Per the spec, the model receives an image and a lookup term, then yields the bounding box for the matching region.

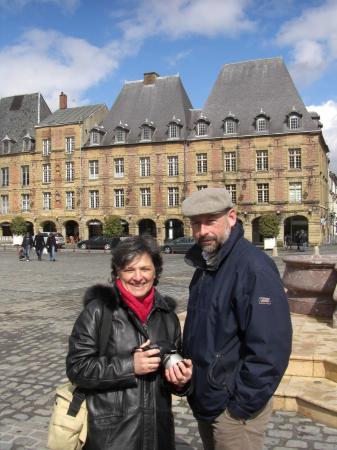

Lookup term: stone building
[0,58,330,245]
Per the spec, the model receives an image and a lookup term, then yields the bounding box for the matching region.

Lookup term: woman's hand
[165,359,193,388]
[133,339,161,375]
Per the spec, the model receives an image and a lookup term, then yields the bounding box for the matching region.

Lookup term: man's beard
[198,227,231,255]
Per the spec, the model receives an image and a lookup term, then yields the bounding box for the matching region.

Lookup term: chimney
[143,72,159,85]
[59,92,67,109]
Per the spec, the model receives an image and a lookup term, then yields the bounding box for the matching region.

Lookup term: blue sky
[1,0,337,169]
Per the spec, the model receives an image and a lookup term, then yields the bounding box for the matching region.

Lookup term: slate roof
[190,57,322,139]
[0,93,51,154]
[100,75,193,145]
[37,104,107,127]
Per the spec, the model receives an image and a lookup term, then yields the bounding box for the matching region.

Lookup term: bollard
[272,246,278,257]
[314,245,320,256]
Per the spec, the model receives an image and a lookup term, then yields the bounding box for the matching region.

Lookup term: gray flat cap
[182,188,233,217]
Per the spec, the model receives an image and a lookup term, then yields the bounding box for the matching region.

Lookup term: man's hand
[165,359,193,387]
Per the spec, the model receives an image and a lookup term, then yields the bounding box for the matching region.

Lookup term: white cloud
[0,29,130,109]
[166,50,191,67]
[307,100,337,172]
[119,0,255,41]
[277,0,337,84]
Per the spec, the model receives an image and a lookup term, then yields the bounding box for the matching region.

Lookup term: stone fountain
[282,253,337,327]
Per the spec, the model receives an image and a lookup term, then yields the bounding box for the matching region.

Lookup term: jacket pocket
[207,354,243,394]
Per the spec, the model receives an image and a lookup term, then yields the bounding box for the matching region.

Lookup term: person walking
[21,232,34,261]
[66,236,192,450]
[46,233,57,261]
[33,231,45,261]
[181,187,292,450]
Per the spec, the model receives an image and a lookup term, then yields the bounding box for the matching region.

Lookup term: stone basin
[282,255,337,325]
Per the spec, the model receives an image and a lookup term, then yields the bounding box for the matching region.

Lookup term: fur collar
[83,283,177,312]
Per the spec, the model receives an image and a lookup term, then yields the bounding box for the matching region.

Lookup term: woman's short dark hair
[111,235,163,285]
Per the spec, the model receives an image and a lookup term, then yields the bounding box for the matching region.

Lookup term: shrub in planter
[103,215,123,238]
[258,214,281,239]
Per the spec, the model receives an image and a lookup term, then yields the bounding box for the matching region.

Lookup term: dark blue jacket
[183,223,292,421]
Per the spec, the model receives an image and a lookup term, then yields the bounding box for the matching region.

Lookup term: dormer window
[254,112,269,133]
[140,122,155,141]
[22,134,34,152]
[223,114,238,134]
[196,118,210,137]
[168,117,182,140]
[114,122,129,144]
[2,136,12,154]
[288,112,302,130]
[90,126,105,145]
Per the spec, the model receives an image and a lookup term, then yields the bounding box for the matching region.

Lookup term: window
[2,140,11,154]
[115,128,126,143]
[196,121,208,136]
[197,185,208,190]
[114,189,125,208]
[43,192,52,210]
[289,148,301,169]
[168,187,179,207]
[289,182,302,203]
[65,136,75,154]
[140,188,151,207]
[256,117,268,132]
[90,131,100,145]
[256,150,268,171]
[1,167,9,186]
[21,194,30,212]
[140,157,150,177]
[168,123,180,139]
[224,119,237,134]
[289,114,299,130]
[257,183,269,203]
[224,152,237,172]
[141,125,153,141]
[196,153,207,174]
[66,191,75,210]
[114,158,124,178]
[89,190,99,208]
[43,164,51,183]
[168,156,179,176]
[23,137,32,152]
[66,161,74,182]
[21,165,29,186]
[1,195,9,214]
[225,184,237,204]
[89,160,99,180]
[42,139,51,155]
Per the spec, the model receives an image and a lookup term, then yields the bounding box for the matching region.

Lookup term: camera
[142,341,184,369]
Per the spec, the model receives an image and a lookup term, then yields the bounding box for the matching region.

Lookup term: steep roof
[101,74,193,145]
[0,93,51,154]
[191,57,321,139]
[37,104,107,127]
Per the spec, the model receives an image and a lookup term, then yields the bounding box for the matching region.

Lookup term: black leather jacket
[66,284,183,450]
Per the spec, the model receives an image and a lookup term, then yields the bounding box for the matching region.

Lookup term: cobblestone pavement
[0,247,336,449]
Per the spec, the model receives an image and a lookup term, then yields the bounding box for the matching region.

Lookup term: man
[33,231,45,261]
[22,232,34,262]
[46,233,57,261]
[181,188,292,450]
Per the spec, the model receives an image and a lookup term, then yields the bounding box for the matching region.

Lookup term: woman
[66,236,192,450]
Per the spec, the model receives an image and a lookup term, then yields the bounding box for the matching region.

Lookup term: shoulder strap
[99,305,113,356]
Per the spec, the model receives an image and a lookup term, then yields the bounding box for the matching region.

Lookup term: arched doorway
[138,219,157,237]
[87,219,102,238]
[284,215,309,245]
[0,221,12,236]
[25,221,34,235]
[252,217,262,245]
[65,220,79,242]
[165,219,184,240]
[41,220,56,233]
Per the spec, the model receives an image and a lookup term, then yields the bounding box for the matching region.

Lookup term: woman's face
[118,252,156,299]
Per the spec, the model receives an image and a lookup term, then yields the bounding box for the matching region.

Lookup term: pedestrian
[181,187,292,450]
[33,231,45,261]
[66,235,193,450]
[284,234,291,250]
[46,233,57,261]
[21,232,34,261]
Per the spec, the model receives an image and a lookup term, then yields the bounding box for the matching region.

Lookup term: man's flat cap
[182,188,233,217]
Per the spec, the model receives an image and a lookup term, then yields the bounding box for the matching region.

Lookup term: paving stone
[285,440,308,448]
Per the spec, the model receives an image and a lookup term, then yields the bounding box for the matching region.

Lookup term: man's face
[190,210,236,254]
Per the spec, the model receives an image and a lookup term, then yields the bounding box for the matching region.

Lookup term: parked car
[40,232,65,249]
[77,236,120,250]
[160,236,195,254]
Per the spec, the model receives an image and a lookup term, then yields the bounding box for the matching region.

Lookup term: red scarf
[116,279,155,324]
